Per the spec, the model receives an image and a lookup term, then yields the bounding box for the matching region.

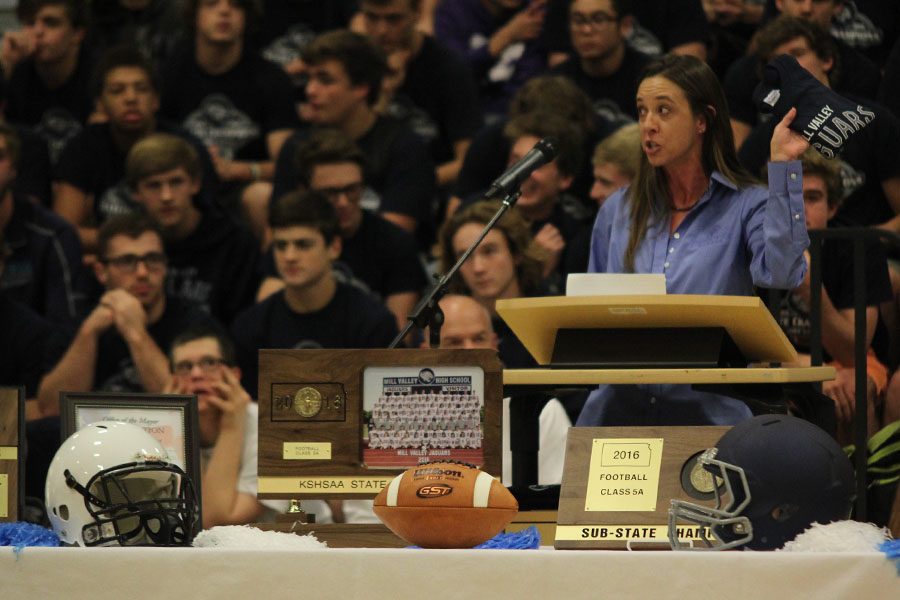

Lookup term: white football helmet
[46,421,198,546]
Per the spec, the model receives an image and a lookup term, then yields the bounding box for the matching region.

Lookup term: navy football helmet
[669,414,855,550]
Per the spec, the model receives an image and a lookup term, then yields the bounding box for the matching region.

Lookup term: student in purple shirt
[434,0,548,120]
[578,54,810,427]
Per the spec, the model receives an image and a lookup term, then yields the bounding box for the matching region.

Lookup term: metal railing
[806,227,899,520]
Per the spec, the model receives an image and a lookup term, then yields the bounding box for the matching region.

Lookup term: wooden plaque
[258,349,503,500]
[555,426,730,549]
[0,388,23,523]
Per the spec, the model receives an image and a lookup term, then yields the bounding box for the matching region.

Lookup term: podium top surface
[502,365,836,386]
[495,294,798,366]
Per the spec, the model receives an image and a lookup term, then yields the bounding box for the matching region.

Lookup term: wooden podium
[495,294,835,386]
[495,295,837,547]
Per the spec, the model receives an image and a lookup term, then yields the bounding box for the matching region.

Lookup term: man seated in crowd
[37,213,218,416]
[499,111,588,292]
[0,227,68,407]
[550,0,650,124]
[160,0,298,240]
[272,29,435,242]
[588,122,640,207]
[736,16,900,354]
[358,0,482,189]
[451,75,612,217]
[231,189,398,395]
[0,223,72,500]
[779,149,893,443]
[542,0,709,65]
[88,0,187,71]
[0,123,84,328]
[439,200,546,369]
[126,132,259,325]
[166,323,297,527]
[2,0,94,163]
[54,45,218,255]
[433,0,548,121]
[566,121,641,277]
[257,129,426,331]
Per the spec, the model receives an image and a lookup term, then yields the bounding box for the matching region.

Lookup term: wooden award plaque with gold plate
[257,349,503,501]
[0,388,23,523]
[554,426,730,549]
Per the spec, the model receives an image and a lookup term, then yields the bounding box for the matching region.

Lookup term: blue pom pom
[405,526,542,550]
[880,538,900,574]
[474,526,541,550]
[0,522,60,554]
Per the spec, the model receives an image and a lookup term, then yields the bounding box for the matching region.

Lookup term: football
[373,461,518,548]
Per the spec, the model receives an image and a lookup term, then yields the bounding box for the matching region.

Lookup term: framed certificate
[59,392,201,507]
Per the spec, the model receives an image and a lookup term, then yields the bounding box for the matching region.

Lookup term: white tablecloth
[2,546,898,599]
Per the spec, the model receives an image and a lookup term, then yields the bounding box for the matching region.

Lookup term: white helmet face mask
[46,421,198,546]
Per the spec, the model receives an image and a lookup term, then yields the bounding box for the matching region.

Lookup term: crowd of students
[4,0,900,528]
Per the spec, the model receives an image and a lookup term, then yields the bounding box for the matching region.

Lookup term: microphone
[485,137,558,199]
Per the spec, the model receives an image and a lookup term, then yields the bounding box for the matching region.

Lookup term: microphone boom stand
[389,191,521,349]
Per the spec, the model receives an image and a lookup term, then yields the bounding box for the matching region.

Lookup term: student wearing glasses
[257,129,426,332]
[166,323,302,527]
[36,213,219,416]
[550,0,650,123]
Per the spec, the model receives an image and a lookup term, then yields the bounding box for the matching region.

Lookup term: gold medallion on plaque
[293,387,323,418]
[689,462,716,494]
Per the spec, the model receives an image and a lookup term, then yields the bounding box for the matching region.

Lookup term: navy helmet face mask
[64,461,198,547]
[668,414,855,551]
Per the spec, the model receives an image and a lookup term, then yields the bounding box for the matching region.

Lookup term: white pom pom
[779,521,891,552]
[193,525,328,549]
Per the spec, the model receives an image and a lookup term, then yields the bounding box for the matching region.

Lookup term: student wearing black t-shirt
[543,0,708,64]
[88,0,187,72]
[2,0,94,164]
[273,30,435,239]
[231,190,398,395]
[160,0,299,240]
[54,46,219,255]
[777,150,892,443]
[492,112,591,294]
[359,0,482,188]
[37,214,219,416]
[126,133,260,325]
[438,200,546,369]
[549,0,649,123]
[0,222,68,402]
[259,130,426,331]
[452,75,614,216]
[0,124,84,328]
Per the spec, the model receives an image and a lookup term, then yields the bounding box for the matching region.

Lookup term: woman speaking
[577,54,810,427]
